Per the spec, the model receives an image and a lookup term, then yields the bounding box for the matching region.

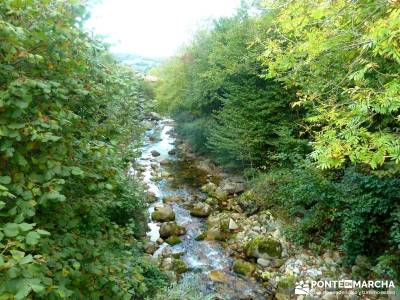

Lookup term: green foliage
[154,9,306,168]
[251,165,400,279]
[0,1,166,299]
[260,0,400,170]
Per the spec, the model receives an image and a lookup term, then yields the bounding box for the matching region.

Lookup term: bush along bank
[0,1,167,299]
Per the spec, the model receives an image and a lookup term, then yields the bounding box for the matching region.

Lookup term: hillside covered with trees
[154,0,400,283]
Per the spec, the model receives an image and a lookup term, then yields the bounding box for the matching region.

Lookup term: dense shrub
[0,1,166,299]
[251,165,400,279]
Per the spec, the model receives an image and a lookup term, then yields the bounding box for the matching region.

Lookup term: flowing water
[134,119,269,299]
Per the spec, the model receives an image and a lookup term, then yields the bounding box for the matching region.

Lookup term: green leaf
[10,250,25,260]
[4,223,20,237]
[71,167,84,176]
[15,282,31,300]
[19,223,35,232]
[0,200,5,210]
[37,229,51,236]
[26,231,40,245]
[20,254,33,265]
[0,176,11,184]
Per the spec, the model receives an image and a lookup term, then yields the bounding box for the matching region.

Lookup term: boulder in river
[144,241,159,255]
[190,202,212,217]
[159,159,172,165]
[151,150,160,157]
[151,205,175,222]
[146,191,157,203]
[159,222,186,238]
[208,270,230,283]
[163,195,184,204]
[147,111,161,121]
[165,235,182,245]
[168,149,176,155]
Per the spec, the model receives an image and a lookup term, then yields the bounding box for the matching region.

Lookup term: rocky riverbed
[131,117,392,300]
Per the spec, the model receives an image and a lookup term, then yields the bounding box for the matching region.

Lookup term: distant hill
[114,53,164,73]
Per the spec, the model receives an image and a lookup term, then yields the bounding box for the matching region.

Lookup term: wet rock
[168,149,176,155]
[161,171,172,178]
[159,222,186,238]
[159,159,171,165]
[245,236,282,260]
[165,235,181,245]
[232,259,256,277]
[195,231,206,241]
[161,246,173,258]
[144,241,159,255]
[208,270,230,283]
[161,256,189,275]
[146,191,157,203]
[190,202,212,217]
[161,257,173,270]
[205,227,228,241]
[151,205,175,222]
[147,111,161,121]
[228,218,239,230]
[172,258,189,274]
[156,238,164,245]
[151,150,160,157]
[163,195,184,204]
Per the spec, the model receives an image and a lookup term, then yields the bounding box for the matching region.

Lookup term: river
[132,118,269,299]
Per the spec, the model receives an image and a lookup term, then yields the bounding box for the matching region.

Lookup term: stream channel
[134,118,269,299]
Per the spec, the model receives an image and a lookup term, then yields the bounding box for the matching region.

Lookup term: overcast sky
[86,0,241,58]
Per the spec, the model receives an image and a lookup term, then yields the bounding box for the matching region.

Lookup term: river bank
[132,117,393,300]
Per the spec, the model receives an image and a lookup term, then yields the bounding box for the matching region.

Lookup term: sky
[86,0,242,58]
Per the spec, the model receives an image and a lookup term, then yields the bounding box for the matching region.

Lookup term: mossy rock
[205,227,230,241]
[277,275,296,295]
[245,236,282,259]
[172,258,189,274]
[206,213,230,231]
[237,190,262,215]
[200,182,217,194]
[195,231,207,241]
[165,235,181,245]
[151,205,175,222]
[232,259,256,277]
[159,222,186,238]
[190,202,211,217]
